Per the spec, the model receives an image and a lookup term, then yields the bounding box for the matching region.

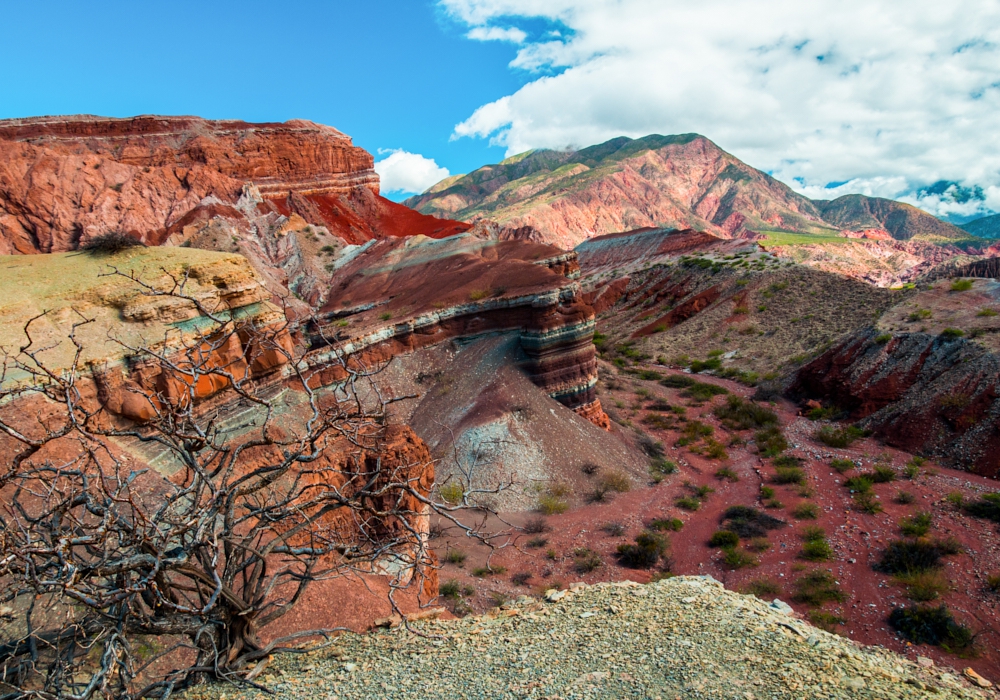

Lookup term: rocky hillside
[0,114,470,255]
[406,134,971,248]
[962,213,1000,238]
[187,578,990,699]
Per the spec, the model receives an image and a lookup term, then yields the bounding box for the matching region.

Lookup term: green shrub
[874,333,892,344]
[977,308,998,317]
[888,605,973,651]
[950,279,974,292]
[715,466,739,482]
[709,530,740,548]
[689,358,722,373]
[472,565,506,577]
[648,518,684,532]
[617,532,669,568]
[987,573,1000,591]
[682,381,730,402]
[899,512,932,537]
[439,482,465,505]
[526,536,548,549]
[444,549,467,565]
[791,570,846,606]
[650,458,678,476]
[800,526,826,542]
[538,495,569,515]
[713,395,778,430]
[872,465,896,483]
[903,462,921,479]
[722,547,759,569]
[895,490,916,504]
[598,470,631,494]
[800,539,833,561]
[742,578,781,597]
[773,455,804,468]
[792,503,819,520]
[808,610,846,632]
[830,458,855,473]
[853,492,883,514]
[896,570,949,602]
[963,493,1000,522]
[908,309,932,321]
[947,491,966,509]
[81,231,146,254]
[755,426,788,457]
[940,328,965,339]
[440,579,463,599]
[844,475,874,493]
[815,425,866,448]
[660,375,695,389]
[773,467,805,485]
[722,506,786,538]
[675,496,701,511]
[573,548,603,573]
[875,538,961,574]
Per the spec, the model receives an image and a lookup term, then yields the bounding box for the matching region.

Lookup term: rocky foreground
[188,577,988,700]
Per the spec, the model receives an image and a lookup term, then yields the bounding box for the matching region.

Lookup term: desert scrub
[977,308,998,317]
[754,425,788,457]
[708,530,740,548]
[617,531,668,568]
[800,539,833,562]
[573,548,603,573]
[808,610,846,632]
[792,502,818,520]
[681,381,729,403]
[871,464,896,483]
[648,518,683,532]
[899,512,933,537]
[908,309,932,321]
[895,490,917,504]
[714,466,739,482]
[741,578,781,598]
[896,570,949,602]
[439,482,465,505]
[713,395,778,430]
[815,424,866,448]
[791,569,846,606]
[675,496,701,511]
[843,475,873,493]
[511,572,533,586]
[721,547,759,570]
[600,522,626,537]
[772,466,805,485]
[538,494,569,515]
[721,505,785,539]
[472,565,507,577]
[526,536,548,549]
[444,549,467,565]
[675,420,713,446]
[598,470,631,494]
[439,579,464,599]
[940,327,965,339]
[888,605,973,652]
[875,538,961,575]
[468,288,490,301]
[950,279,974,292]
[524,516,549,534]
[963,492,1000,522]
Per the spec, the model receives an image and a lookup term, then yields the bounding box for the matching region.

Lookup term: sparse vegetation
[444,549,467,565]
[950,279,974,292]
[888,605,973,652]
[81,231,146,254]
[755,425,788,457]
[439,482,465,505]
[896,570,949,602]
[721,505,785,539]
[715,466,739,482]
[722,547,759,570]
[940,327,965,339]
[815,424,866,448]
[792,502,819,520]
[808,610,846,632]
[963,492,1000,522]
[617,531,669,568]
[830,458,854,473]
[538,494,569,515]
[899,512,933,537]
[853,492,883,514]
[708,530,740,548]
[742,578,781,597]
[648,518,684,532]
[526,536,548,549]
[875,538,961,575]
[895,490,917,504]
[800,539,833,561]
[524,516,549,534]
[713,395,778,430]
[472,565,507,578]
[601,522,626,537]
[791,570,846,606]
[773,466,805,485]
[573,548,604,573]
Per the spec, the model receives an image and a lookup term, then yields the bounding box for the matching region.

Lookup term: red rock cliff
[0,115,469,254]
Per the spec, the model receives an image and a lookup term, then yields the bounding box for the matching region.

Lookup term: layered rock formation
[790,279,1000,476]
[406,134,972,249]
[304,234,607,428]
[0,114,469,255]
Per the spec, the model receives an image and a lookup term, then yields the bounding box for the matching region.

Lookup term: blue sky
[3,1,999,218]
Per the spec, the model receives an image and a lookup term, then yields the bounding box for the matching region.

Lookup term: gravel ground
[186,576,989,700]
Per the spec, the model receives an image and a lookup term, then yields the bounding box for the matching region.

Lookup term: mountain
[814,194,970,242]
[962,213,1000,238]
[406,134,971,248]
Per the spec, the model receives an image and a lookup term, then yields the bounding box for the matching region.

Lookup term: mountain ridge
[406,134,970,248]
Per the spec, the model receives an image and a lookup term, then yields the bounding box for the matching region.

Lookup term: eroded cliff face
[0,115,469,255]
[305,234,608,428]
[790,279,1000,476]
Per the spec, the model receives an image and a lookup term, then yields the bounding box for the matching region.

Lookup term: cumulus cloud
[442,0,1000,218]
[374,150,450,195]
[467,26,527,43]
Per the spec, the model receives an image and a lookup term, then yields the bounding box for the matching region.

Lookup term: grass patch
[895,490,916,504]
[444,549,467,565]
[722,547,759,569]
[538,495,569,515]
[649,518,684,532]
[526,536,548,549]
[899,512,932,537]
[675,496,701,511]
[773,467,805,485]
[617,532,669,569]
[815,425,867,448]
[524,516,549,534]
[742,578,781,597]
[875,538,961,575]
[573,548,603,573]
[601,522,626,537]
[722,505,785,539]
[791,570,847,606]
[844,475,874,493]
[792,502,819,520]
[808,610,846,633]
[940,328,965,339]
[713,395,779,430]
[681,381,730,402]
[963,493,1000,522]
[472,565,507,578]
[853,492,883,514]
[709,530,740,548]
[888,605,973,652]
[896,570,949,602]
[755,425,788,457]
[715,467,739,482]
[950,279,974,292]
[800,539,833,561]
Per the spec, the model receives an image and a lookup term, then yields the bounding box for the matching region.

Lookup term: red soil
[432,366,1000,684]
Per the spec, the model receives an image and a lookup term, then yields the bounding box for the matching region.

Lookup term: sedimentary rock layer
[306,234,608,426]
[0,114,468,255]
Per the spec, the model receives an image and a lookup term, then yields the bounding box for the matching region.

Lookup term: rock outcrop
[0,115,469,255]
[305,234,608,428]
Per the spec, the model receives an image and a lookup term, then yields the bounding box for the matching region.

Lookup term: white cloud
[445,0,1000,216]
[467,26,527,43]
[374,150,450,195]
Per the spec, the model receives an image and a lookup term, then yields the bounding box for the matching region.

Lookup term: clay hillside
[3,115,1000,700]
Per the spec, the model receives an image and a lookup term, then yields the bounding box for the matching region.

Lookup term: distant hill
[814,194,969,242]
[962,213,1000,238]
[407,135,970,248]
